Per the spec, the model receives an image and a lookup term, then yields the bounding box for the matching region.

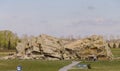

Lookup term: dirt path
[58,61,80,71]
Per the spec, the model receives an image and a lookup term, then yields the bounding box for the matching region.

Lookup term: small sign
[17,65,22,71]
[77,64,91,69]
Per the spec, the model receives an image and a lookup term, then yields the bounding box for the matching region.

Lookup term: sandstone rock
[65,35,113,60]
[14,34,113,60]
[15,34,66,60]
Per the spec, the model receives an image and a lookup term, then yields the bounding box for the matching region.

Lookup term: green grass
[69,60,120,71]
[111,48,120,57]
[0,60,71,71]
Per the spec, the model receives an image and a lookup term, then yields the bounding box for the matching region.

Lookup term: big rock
[15,34,113,60]
[16,34,68,60]
[64,35,113,60]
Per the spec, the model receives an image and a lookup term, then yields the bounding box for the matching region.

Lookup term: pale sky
[0,0,120,37]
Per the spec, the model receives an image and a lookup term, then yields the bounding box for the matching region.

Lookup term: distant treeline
[0,30,19,50]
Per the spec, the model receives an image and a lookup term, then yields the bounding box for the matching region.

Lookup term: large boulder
[16,34,67,60]
[15,34,113,60]
[36,34,65,60]
[65,35,113,60]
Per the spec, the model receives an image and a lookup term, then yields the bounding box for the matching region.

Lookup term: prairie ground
[0,60,71,71]
[111,48,120,57]
[69,60,120,71]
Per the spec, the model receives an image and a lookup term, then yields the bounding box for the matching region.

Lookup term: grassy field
[111,48,120,57]
[0,60,71,71]
[69,60,120,71]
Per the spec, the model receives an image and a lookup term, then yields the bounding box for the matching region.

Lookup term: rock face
[14,35,113,60]
[16,34,67,60]
[64,35,113,60]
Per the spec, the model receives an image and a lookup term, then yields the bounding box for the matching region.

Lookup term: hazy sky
[0,0,120,37]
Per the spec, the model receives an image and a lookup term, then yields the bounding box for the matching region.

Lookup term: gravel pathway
[58,61,80,71]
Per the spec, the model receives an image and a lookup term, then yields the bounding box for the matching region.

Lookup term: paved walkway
[58,61,80,71]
